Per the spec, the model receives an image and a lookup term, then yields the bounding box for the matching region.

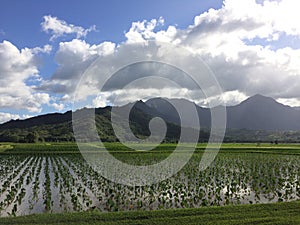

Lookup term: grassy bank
[0,201,299,225]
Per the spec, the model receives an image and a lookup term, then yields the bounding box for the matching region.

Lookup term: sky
[0,0,300,123]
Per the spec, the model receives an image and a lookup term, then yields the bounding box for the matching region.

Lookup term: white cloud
[51,102,64,111]
[190,0,300,41]
[96,88,193,107]
[0,40,51,112]
[41,15,96,41]
[176,0,300,102]
[198,90,248,107]
[90,88,247,108]
[39,39,115,97]
[0,112,30,124]
[41,0,300,108]
[125,17,165,43]
[277,97,300,107]
[92,93,111,108]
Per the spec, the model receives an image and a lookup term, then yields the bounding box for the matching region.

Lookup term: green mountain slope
[1,96,300,143]
[0,102,200,143]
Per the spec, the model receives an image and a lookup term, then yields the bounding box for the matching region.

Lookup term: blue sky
[0,0,221,78]
[0,0,222,47]
[1,0,300,123]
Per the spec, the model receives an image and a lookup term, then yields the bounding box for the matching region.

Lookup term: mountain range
[1,94,300,143]
[144,94,300,130]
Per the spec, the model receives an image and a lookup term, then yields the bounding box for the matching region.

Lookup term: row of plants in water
[0,150,299,216]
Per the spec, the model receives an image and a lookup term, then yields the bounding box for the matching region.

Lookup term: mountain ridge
[1,94,300,143]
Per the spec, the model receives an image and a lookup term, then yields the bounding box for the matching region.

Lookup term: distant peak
[242,94,275,103]
[251,94,270,99]
[236,94,292,109]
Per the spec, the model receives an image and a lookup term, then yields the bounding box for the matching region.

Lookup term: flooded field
[1,145,300,217]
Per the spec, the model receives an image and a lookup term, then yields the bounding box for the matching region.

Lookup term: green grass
[3,142,300,153]
[0,201,299,224]
[0,144,13,152]
[0,142,80,154]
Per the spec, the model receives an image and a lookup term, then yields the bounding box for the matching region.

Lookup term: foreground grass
[0,144,13,152]
[0,201,299,225]
[3,142,300,154]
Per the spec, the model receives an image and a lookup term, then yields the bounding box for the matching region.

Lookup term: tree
[26,132,39,143]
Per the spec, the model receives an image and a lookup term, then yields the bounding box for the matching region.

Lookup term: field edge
[0,200,299,225]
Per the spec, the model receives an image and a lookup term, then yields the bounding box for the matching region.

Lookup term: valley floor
[0,143,300,224]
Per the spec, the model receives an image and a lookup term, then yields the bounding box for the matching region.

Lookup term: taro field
[0,143,300,217]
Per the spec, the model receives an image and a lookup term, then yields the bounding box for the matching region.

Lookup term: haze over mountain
[144,94,300,131]
[226,94,300,130]
[1,94,300,143]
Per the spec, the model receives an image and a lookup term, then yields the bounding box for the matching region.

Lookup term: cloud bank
[1,0,300,122]
[43,0,300,108]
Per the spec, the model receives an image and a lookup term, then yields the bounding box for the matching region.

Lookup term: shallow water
[0,153,299,217]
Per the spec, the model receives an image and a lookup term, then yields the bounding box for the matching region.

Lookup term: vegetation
[2,101,300,143]
[0,143,300,220]
[0,200,299,224]
[0,106,182,143]
[0,144,13,153]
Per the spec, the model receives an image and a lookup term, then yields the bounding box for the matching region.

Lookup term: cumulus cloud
[51,102,64,111]
[39,39,115,97]
[125,17,164,43]
[92,92,112,108]
[41,15,96,41]
[49,39,224,109]
[0,112,30,124]
[177,0,300,104]
[2,0,300,124]
[40,0,300,108]
[0,40,52,113]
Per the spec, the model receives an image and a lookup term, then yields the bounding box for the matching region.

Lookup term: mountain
[226,94,300,130]
[146,98,211,128]
[0,111,72,129]
[1,94,300,143]
[0,102,205,143]
[145,94,300,131]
